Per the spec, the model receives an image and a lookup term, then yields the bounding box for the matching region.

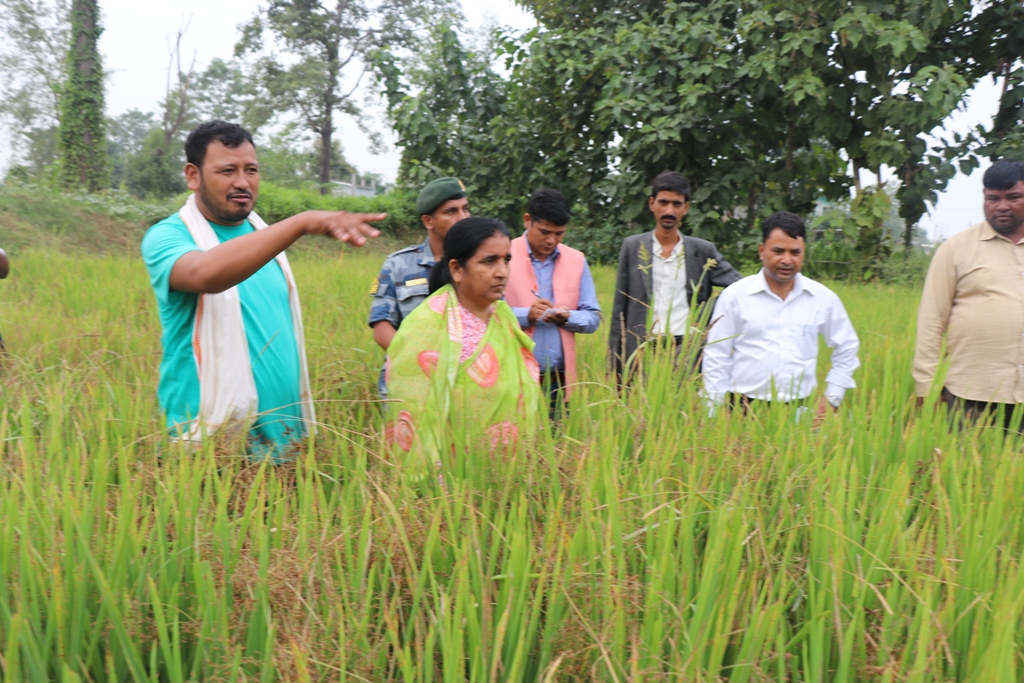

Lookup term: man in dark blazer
[609,170,742,384]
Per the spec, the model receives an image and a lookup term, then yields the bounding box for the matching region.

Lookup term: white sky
[4,0,1006,240]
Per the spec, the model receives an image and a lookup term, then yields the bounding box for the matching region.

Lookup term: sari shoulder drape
[385,285,545,479]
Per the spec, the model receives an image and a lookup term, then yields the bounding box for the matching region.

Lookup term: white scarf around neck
[176,193,316,445]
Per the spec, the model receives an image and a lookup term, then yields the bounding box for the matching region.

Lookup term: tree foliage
[381,0,1020,266]
[123,128,186,198]
[376,25,511,208]
[236,0,458,194]
[967,1,1024,161]
[58,0,107,191]
[0,0,69,176]
[107,108,157,188]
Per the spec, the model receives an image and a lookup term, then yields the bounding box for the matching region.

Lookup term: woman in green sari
[385,217,545,482]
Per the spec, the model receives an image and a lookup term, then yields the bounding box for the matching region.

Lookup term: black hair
[526,187,571,227]
[185,120,255,168]
[761,211,806,242]
[983,160,1024,190]
[651,170,691,201]
[428,217,511,293]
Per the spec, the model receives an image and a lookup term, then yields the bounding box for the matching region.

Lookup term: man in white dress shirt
[703,211,860,413]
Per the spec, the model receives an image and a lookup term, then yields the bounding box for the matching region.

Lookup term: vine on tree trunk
[58,0,108,192]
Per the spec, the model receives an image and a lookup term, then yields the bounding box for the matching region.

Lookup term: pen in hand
[531,289,567,322]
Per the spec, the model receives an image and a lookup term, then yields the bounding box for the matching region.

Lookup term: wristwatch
[825,394,842,408]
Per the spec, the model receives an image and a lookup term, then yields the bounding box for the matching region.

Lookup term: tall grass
[1,250,1021,681]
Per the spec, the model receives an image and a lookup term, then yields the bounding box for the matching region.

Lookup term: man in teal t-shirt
[142,120,385,459]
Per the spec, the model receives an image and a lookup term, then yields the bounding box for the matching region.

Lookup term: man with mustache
[142,120,384,459]
[914,160,1024,429]
[702,212,859,415]
[608,170,741,384]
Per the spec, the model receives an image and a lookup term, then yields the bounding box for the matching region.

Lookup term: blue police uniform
[368,239,436,399]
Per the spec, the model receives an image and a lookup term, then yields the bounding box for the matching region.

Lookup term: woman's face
[450,233,512,308]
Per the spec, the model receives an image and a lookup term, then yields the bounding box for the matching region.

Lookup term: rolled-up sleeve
[822,291,860,402]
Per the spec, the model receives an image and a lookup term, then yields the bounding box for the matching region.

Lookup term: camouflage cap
[416,177,467,217]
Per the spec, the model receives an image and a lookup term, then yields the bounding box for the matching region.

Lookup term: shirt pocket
[791,322,819,360]
[396,282,430,311]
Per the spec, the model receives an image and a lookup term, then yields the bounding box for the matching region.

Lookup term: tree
[771,0,974,256]
[376,25,510,206]
[382,0,1001,265]
[107,108,157,188]
[58,0,107,191]
[236,0,458,194]
[191,57,262,128]
[124,128,186,198]
[518,0,977,263]
[0,0,70,175]
[966,1,1024,161]
[257,125,357,189]
[382,4,851,262]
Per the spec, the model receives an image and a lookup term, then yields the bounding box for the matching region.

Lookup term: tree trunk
[59,0,108,192]
[745,182,760,234]
[902,163,914,254]
[783,120,794,198]
[318,45,340,195]
[319,119,332,195]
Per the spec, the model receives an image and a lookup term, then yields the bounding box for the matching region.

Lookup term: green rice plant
[1,250,1023,681]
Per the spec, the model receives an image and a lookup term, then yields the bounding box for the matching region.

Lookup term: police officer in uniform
[369,177,470,399]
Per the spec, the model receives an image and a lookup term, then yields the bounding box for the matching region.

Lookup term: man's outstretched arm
[170,211,384,294]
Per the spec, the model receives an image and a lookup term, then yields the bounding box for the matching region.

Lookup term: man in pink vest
[505,188,602,419]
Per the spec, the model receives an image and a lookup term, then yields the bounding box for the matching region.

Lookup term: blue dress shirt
[509,243,602,372]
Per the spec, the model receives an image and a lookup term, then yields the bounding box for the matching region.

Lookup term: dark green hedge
[250,183,418,236]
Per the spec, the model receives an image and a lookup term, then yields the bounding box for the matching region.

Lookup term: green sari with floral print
[384,284,545,482]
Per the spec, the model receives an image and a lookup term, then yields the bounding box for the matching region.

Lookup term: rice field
[1,249,1022,682]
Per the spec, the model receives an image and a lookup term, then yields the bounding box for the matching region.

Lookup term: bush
[0,180,418,256]
[877,247,932,286]
[0,182,179,254]
[252,183,418,237]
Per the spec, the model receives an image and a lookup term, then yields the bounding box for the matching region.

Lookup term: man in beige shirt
[913,160,1024,428]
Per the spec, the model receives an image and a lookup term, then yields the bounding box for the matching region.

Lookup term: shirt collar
[979,220,1020,243]
[526,240,560,262]
[418,238,435,266]
[652,233,684,260]
[750,269,808,299]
